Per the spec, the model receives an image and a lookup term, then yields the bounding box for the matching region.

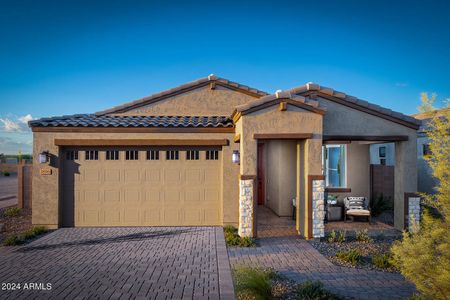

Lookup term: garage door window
[106,150,119,160]
[206,150,219,160]
[125,150,139,160]
[147,150,159,160]
[85,150,98,160]
[166,150,179,160]
[186,150,199,160]
[66,150,78,160]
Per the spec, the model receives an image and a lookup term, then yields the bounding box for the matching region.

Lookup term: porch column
[394,138,418,230]
[238,129,257,237]
[304,137,325,239]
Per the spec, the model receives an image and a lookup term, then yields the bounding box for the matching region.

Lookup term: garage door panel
[104,210,121,224]
[185,189,202,203]
[145,169,162,183]
[66,147,221,227]
[84,169,100,182]
[104,190,120,203]
[184,209,202,224]
[165,169,182,184]
[143,210,161,224]
[83,210,102,226]
[124,170,140,182]
[105,170,120,182]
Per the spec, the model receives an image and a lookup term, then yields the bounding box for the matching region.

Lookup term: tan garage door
[62,147,221,227]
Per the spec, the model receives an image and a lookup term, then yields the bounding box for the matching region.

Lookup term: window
[379,146,386,158]
[66,150,78,161]
[423,144,432,156]
[186,150,199,160]
[125,150,139,160]
[206,150,219,160]
[106,150,119,160]
[166,150,179,160]
[147,150,159,160]
[323,145,346,188]
[85,150,98,161]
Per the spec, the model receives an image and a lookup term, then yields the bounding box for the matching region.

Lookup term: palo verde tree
[391,99,450,299]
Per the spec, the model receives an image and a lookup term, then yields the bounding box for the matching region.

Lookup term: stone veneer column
[238,179,254,237]
[312,179,325,238]
[408,196,421,233]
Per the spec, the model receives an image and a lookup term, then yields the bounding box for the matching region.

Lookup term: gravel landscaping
[309,236,400,273]
[0,206,32,244]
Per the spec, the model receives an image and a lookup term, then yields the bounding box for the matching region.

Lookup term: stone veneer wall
[408,197,421,233]
[238,179,254,237]
[312,179,325,238]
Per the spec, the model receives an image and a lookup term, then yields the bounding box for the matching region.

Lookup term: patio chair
[343,197,371,223]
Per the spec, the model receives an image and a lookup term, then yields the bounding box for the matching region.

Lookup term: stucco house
[29,75,421,238]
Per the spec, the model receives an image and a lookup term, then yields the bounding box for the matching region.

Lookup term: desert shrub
[3,235,24,246]
[32,226,48,235]
[391,105,450,300]
[336,249,361,266]
[327,230,346,243]
[372,253,394,269]
[355,229,372,243]
[224,226,255,247]
[3,171,10,176]
[370,193,393,216]
[22,229,35,240]
[296,280,341,300]
[234,267,274,300]
[4,207,22,217]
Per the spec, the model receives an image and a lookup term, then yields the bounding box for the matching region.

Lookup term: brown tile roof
[290,82,421,129]
[235,91,326,115]
[95,75,268,116]
[28,115,233,128]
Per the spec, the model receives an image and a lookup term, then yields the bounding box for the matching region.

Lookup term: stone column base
[238,178,254,237]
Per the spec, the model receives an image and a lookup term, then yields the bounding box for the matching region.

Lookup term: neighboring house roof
[234,91,325,118]
[289,82,421,129]
[95,75,269,116]
[29,114,234,128]
[412,108,450,134]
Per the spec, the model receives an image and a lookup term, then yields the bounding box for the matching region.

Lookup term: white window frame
[323,144,347,188]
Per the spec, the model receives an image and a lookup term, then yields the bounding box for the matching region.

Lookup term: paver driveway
[0,227,234,300]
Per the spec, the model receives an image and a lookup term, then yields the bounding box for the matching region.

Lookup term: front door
[257,143,265,205]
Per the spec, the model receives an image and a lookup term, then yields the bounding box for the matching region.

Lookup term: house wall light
[232,150,240,165]
[38,151,50,164]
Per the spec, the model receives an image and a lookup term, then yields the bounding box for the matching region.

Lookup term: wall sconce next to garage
[232,150,240,165]
[38,151,50,164]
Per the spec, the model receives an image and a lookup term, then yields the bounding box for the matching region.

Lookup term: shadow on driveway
[17,228,198,252]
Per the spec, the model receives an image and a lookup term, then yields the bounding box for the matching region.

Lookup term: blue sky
[1,0,449,154]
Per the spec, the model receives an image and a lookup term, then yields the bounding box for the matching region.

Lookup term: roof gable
[232,91,326,121]
[96,75,268,116]
[290,82,421,129]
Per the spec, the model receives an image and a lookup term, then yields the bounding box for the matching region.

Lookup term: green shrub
[370,193,393,216]
[355,229,372,243]
[32,226,48,235]
[224,226,255,247]
[296,280,341,300]
[234,267,274,300]
[3,235,24,246]
[336,249,361,266]
[22,229,35,240]
[372,253,394,269]
[327,230,346,243]
[4,207,22,217]
[3,171,10,176]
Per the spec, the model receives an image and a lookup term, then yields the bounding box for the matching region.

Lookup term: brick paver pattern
[0,227,231,300]
[229,230,415,299]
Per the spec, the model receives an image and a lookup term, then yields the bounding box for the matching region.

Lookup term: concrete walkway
[0,227,234,300]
